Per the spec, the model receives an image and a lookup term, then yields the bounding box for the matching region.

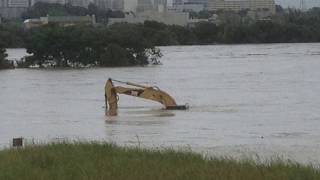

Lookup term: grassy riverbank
[0,143,319,180]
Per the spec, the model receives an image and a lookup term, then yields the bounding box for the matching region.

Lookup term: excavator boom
[105,78,187,116]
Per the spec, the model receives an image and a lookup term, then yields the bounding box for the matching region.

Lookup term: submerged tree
[24,24,162,67]
[0,43,9,69]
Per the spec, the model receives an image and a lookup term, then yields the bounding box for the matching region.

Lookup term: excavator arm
[105,78,187,116]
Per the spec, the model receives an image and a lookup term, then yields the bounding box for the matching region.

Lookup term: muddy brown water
[1,44,320,164]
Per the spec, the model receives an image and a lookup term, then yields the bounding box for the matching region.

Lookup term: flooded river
[1,43,320,164]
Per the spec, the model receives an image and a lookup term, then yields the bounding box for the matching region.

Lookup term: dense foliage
[24,24,162,67]
[0,43,10,69]
[1,7,320,49]
[0,24,25,48]
[143,7,320,44]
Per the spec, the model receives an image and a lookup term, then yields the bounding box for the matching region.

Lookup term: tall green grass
[0,142,319,180]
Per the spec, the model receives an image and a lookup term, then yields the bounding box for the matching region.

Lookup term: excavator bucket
[166,105,188,110]
[105,78,188,116]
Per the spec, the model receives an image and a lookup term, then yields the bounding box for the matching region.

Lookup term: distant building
[207,0,275,14]
[109,11,189,26]
[109,0,197,26]
[173,3,204,12]
[24,15,96,28]
[136,0,167,12]
[94,0,166,12]
[109,0,193,26]
[207,0,276,19]
[172,0,207,12]
[23,18,43,28]
[92,0,124,11]
[32,0,66,5]
[32,0,91,8]
[0,0,30,19]
[173,0,207,6]
[7,0,31,7]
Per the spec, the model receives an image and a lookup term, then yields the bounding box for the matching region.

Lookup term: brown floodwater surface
[1,44,320,164]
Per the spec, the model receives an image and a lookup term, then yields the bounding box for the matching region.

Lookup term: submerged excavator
[105,78,188,116]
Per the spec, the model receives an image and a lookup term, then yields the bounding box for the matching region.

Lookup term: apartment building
[207,0,275,14]
[0,0,31,18]
[172,0,207,12]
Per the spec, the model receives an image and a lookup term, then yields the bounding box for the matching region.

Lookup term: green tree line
[1,7,320,68]
[2,7,320,48]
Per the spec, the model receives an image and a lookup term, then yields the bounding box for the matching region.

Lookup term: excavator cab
[105,78,188,116]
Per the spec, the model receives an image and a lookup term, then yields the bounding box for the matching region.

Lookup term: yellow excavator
[105,78,188,116]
